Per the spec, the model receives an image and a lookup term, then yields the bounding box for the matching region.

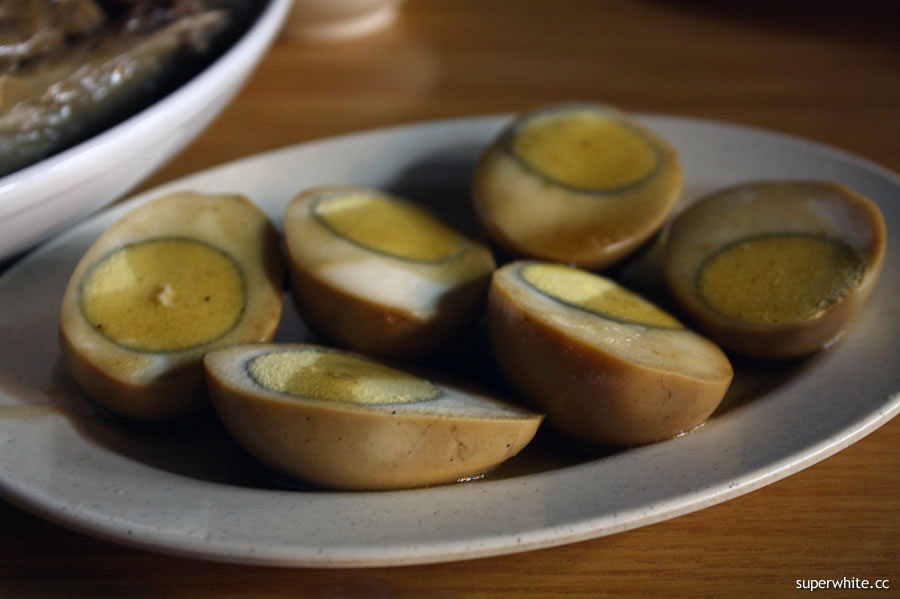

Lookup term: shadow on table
[654,0,900,44]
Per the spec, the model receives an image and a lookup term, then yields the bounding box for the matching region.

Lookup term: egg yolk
[697,234,865,326]
[511,110,659,190]
[521,262,681,328]
[313,191,465,262]
[81,238,245,352]
[247,349,441,405]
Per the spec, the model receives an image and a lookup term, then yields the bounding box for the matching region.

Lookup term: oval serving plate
[0,114,898,567]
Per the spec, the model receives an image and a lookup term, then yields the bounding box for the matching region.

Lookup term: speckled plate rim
[0,114,898,568]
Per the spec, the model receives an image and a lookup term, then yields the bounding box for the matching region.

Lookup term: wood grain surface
[2,1,898,597]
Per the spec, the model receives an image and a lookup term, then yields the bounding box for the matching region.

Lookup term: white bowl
[0,0,293,262]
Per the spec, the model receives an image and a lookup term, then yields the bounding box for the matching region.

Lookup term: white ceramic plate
[0,0,293,262]
[0,115,898,567]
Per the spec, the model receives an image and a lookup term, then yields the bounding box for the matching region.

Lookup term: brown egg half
[662,180,886,359]
[284,185,496,359]
[472,103,682,269]
[487,261,733,446]
[204,343,543,490]
[59,191,283,420]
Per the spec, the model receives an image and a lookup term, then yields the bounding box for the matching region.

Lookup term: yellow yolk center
[81,238,245,351]
[247,349,440,404]
[314,192,465,262]
[522,262,681,328]
[511,110,659,190]
[697,234,864,326]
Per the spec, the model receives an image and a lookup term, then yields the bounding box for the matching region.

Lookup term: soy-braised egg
[204,343,543,490]
[59,191,283,420]
[662,180,886,358]
[487,261,733,445]
[472,103,682,269]
[284,185,496,359]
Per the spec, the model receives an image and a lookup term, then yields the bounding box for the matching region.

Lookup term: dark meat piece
[0,0,107,72]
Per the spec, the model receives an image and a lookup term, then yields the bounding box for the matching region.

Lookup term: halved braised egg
[204,343,543,490]
[662,181,886,358]
[473,103,682,269]
[284,185,496,359]
[59,192,283,420]
[487,261,733,445]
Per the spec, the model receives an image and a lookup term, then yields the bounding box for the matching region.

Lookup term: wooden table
[2,1,898,596]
